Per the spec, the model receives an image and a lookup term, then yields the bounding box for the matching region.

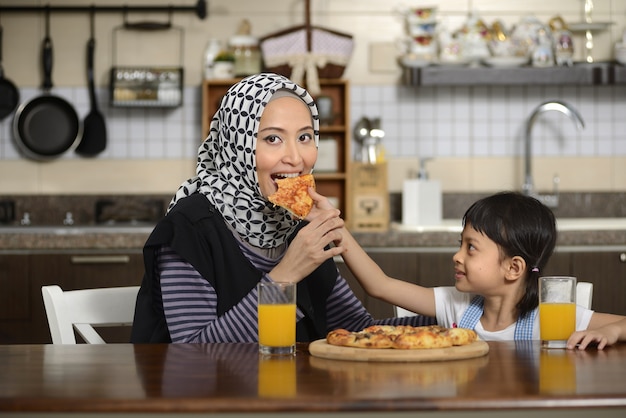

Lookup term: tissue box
[402,179,442,226]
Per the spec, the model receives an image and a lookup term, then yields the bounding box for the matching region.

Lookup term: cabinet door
[26,252,144,344]
[0,255,30,344]
[571,251,626,315]
[417,251,456,287]
[337,251,420,319]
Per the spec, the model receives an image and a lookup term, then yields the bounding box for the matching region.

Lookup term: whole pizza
[326,325,477,350]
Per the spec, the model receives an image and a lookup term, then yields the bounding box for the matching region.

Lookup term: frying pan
[0,25,19,120]
[12,10,81,160]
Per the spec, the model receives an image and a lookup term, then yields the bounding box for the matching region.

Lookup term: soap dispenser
[402,158,442,226]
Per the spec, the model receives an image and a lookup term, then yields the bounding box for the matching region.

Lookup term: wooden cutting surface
[308,338,489,362]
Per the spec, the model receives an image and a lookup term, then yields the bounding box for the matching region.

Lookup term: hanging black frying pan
[0,24,20,120]
[12,9,81,160]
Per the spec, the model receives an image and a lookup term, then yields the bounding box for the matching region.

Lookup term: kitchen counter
[1,341,625,417]
[1,218,625,251]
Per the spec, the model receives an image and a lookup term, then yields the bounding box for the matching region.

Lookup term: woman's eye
[263,135,281,144]
[299,132,313,143]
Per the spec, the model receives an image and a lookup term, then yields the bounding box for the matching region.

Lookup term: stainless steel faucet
[523,100,585,207]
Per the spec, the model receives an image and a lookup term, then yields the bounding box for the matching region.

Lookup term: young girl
[310,191,625,343]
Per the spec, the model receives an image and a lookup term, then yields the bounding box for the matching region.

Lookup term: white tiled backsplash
[1,83,625,161]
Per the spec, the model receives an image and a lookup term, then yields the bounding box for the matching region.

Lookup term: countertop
[1,341,625,416]
[1,218,625,251]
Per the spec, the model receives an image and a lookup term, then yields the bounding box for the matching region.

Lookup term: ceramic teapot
[511,15,552,58]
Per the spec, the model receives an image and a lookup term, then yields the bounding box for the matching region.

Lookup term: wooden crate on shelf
[201,78,352,225]
[349,162,389,232]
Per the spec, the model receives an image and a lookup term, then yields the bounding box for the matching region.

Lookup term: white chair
[41,285,139,344]
[394,281,594,317]
[576,281,593,310]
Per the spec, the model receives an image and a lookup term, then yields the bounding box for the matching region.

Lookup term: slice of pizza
[268,174,316,218]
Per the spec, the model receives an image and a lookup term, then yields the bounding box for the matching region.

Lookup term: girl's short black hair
[462,191,557,319]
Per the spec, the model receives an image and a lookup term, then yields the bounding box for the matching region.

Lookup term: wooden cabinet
[570,251,626,316]
[337,249,456,319]
[336,247,626,319]
[0,251,144,344]
[202,78,352,224]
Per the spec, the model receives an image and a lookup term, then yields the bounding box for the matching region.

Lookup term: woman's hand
[306,188,346,248]
[306,187,337,218]
[269,204,345,283]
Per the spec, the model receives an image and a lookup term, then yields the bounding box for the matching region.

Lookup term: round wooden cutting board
[308,339,490,362]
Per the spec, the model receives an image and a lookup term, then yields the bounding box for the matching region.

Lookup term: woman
[131,73,434,343]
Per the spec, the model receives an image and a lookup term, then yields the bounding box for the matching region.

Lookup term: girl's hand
[567,324,620,350]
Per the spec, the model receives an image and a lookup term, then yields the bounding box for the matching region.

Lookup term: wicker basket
[259,1,353,94]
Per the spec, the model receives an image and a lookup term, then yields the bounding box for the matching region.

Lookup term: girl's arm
[307,189,437,317]
[568,316,626,350]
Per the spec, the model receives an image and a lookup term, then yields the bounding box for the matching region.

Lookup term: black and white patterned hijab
[168,73,320,248]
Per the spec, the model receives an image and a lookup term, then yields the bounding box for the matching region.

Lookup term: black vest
[130,194,336,343]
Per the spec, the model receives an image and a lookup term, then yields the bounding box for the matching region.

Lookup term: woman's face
[256,96,317,198]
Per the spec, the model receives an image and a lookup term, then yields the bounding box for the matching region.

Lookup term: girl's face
[453,223,511,295]
[256,96,317,198]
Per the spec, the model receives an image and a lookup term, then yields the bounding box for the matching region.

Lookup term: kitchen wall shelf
[613,65,626,83]
[201,78,352,226]
[402,62,617,86]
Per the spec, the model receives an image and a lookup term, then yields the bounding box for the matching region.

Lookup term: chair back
[576,281,593,310]
[41,285,139,344]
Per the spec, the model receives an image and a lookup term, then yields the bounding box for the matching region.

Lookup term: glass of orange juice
[539,276,576,349]
[257,282,296,355]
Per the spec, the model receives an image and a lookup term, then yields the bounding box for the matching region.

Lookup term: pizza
[326,325,477,350]
[268,174,315,218]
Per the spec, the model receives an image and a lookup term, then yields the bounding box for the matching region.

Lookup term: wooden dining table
[1,341,626,417]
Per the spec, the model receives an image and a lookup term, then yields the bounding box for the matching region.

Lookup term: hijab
[168,73,320,248]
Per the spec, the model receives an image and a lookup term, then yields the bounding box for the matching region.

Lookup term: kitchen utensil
[13,9,81,160]
[76,9,106,156]
[353,116,371,162]
[109,13,184,108]
[0,24,19,120]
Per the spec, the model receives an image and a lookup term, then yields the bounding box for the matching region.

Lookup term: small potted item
[212,50,235,79]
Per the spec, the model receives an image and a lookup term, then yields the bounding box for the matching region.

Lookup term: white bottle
[203,39,223,80]
[402,158,442,227]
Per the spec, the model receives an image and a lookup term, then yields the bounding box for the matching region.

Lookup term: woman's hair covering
[168,73,320,248]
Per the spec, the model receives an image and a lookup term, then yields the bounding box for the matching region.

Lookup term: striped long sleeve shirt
[157,243,434,343]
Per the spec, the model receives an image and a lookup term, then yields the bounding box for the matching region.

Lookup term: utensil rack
[0,0,207,20]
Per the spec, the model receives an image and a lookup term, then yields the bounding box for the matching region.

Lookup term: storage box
[349,163,389,232]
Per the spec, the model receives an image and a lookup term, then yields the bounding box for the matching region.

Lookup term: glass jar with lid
[229,35,262,77]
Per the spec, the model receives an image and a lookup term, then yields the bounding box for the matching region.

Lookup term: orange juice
[539,350,576,393]
[258,356,297,397]
[258,303,296,347]
[539,302,576,341]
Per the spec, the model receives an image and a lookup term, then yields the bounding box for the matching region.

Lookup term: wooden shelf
[201,78,352,225]
[402,62,616,86]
